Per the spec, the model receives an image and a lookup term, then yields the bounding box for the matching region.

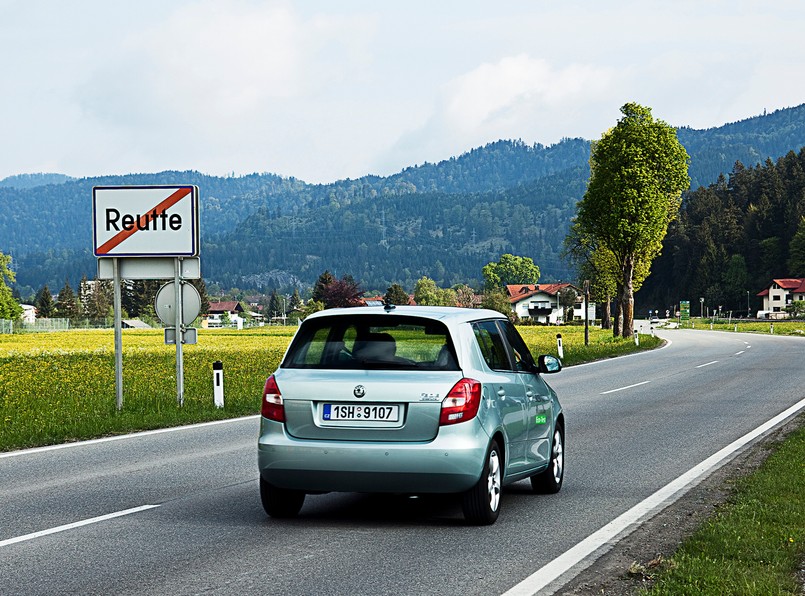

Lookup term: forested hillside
[3,104,805,297]
[205,166,588,292]
[640,147,805,314]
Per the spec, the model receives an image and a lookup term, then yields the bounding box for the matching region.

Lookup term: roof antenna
[383,299,396,311]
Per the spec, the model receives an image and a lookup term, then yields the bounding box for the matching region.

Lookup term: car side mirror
[538,354,562,374]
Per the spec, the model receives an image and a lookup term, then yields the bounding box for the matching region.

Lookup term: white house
[756,278,805,317]
[205,301,246,328]
[20,304,36,323]
[506,284,595,324]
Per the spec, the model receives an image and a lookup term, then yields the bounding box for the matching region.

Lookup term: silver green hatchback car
[258,305,564,525]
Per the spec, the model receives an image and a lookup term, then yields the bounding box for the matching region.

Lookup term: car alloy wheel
[531,423,564,494]
[462,440,502,525]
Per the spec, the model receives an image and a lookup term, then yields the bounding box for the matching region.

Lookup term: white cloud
[443,54,616,134]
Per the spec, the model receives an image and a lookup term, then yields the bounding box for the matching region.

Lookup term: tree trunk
[601,295,612,330]
[620,256,635,338]
[613,297,622,337]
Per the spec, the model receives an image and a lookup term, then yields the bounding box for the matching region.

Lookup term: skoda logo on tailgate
[353,385,366,398]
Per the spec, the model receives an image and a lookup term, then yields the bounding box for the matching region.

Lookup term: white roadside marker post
[213,360,224,408]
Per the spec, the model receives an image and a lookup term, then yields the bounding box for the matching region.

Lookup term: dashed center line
[696,360,718,368]
[0,505,160,548]
[600,380,651,395]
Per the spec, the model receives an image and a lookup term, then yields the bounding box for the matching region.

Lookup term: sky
[3,0,805,184]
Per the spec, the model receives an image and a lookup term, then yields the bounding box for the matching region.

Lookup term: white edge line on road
[570,336,673,369]
[0,415,261,459]
[500,395,805,596]
[735,351,745,355]
[599,380,651,395]
[696,360,719,368]
[0,505,160,548]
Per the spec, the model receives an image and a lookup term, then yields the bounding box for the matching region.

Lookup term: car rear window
[282,314,459,370]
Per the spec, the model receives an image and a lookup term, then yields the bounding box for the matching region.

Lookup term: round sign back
[155,282,201,326]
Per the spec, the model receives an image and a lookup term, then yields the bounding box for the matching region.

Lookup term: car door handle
[497,387,506,397]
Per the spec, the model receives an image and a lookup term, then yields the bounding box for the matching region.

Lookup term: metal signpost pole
[583,280,590,346]
[175,257,184,407]
[113,257,124,411]
[93,185,199,411]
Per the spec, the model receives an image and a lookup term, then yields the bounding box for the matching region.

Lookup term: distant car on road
[257,305,565,525]
[650,315,660,324]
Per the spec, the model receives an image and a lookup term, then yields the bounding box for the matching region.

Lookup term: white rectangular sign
[96,257,201,280]
[93,185,199,257]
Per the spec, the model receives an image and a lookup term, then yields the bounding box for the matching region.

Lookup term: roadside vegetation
[0,324,661,452]
[641,421,805,595]
[674,318,805,336]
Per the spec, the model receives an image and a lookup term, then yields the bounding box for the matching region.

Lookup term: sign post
[113,258,123,411]
[154,277,201,406]
[93,185,200,410]
[680,300,690,325]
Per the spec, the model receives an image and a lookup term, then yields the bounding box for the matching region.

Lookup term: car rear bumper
[258,417,491,493]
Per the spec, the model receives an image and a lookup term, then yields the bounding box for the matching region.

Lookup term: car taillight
[439,378,482,425]
[261,375,285,422]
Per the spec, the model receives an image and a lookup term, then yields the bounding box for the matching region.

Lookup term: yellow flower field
[0,327,294,450]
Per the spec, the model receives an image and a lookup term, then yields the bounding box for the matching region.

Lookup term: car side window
[499,320,537,373]
[472,321,513,371]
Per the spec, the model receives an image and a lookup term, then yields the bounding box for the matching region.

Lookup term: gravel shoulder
[558,412,805,596]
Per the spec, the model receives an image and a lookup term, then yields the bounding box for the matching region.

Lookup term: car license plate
[322,403,400,422]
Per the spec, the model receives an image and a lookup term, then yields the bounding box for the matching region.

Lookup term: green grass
[641,422,805,595]
[0,323,658,452]
[674,318,805,336]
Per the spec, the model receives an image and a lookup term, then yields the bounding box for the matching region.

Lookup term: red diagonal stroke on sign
[97,187,192,255]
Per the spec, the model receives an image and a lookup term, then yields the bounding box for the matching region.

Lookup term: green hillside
[3,104,805,296]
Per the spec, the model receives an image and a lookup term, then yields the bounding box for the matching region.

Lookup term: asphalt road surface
[3,327,804,595]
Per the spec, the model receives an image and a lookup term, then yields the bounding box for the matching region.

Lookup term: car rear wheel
[531,424,564,494]
[461,440,502,525]
[260,476,305,518]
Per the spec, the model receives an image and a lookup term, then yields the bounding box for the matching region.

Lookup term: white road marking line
[599,380,650,395]
[735,351,745,355]
[0,505,160,548]
[696,360,718,368]
[500,395,805,596]
[0,415,260,459]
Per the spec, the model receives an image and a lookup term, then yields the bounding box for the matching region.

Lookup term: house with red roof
[205,300,246,328]
[756,278,805,318]
[505,283,594,324]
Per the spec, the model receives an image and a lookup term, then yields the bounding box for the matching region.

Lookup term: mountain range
[3,104,805,298]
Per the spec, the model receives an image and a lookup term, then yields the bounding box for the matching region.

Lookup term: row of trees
[27,276,212,323]
[641,147,805,312]
[299,254,544,320]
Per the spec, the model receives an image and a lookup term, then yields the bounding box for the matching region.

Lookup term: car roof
[303,305,506,324]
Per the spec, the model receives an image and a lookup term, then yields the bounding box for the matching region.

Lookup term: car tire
[461,440,502,525]
[531,423,564,494]
[260,476,305,518]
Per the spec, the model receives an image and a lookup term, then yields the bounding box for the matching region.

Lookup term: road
[2,327,805,595]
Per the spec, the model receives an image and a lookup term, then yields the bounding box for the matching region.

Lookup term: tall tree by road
[0,251,23,320]
[574,102,689,337]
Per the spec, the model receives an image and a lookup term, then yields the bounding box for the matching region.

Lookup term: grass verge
[641,422,805,595]
[675,318,805,336]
